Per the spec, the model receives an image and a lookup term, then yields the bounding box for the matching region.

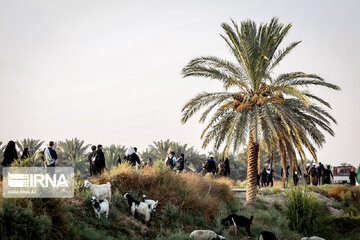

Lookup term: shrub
[328,185,360,202]
[160,202,180,230]
[284,187,330,237]
[0,199,52,239]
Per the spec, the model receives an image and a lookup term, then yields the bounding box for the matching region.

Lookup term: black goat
[258,231,278,240]
[221,214,253,239]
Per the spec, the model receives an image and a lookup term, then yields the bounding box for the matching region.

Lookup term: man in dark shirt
[46,141,58,167]
[323,165,333,184]
[176,153,186,173]
[95,144,106,174]
[206,155,217,175]
[267,166,274,187]
[349,168,357,186]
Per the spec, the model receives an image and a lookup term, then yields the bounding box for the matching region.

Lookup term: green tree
[103,145,127,169]
[181,18,339,205]
[15,138,44,158]
[56,138,91,164]
[142,139,206,171]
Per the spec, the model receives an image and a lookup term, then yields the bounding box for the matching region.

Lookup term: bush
[160,202,180,230]
[0,199,52,239]
[328,185,360,203]
[284,187,330,237]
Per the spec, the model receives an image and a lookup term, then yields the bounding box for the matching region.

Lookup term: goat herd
[82,180,323,240]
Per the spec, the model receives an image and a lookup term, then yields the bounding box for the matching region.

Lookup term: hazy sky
[0,0,359,166]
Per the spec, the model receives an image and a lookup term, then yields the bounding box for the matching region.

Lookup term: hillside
[1,163,360,240]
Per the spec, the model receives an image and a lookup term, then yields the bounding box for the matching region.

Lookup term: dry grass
[87,162,234,220]
[328,185,360,202]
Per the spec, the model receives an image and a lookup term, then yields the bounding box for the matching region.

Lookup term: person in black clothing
[128,147,141,169]
[224,158,230,176]
[206,155,217,175]
[323,165,333,184]
[21,148,31,160]
[260,168,267,187]
[95,144,106,175]
[349,168,357,186]
[176,153,186,173]
[1,141,18,167]
[317,162,325,185]
[88,145,97,176]
[267,167,274,187]
[117,154,122,165]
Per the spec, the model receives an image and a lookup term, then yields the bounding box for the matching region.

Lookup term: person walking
[349,168,357,186]
[305,163,311,185]
[133,147,141,170]
[260,168,267,187]
[176,153,187,173]
[310,163,318,186]
[266,166,274,187]
[95,144,106,174]
[206,155,217,176]
[20,148,31,160]
[317,162,325,185]
[44,141,58,167]
[323,165,333,184]
[127,146,141,169]
[1,140,18,167]
[293,169,299,186]
[88,145,97,176]
[165,151,176,170]
[224,157,230,176]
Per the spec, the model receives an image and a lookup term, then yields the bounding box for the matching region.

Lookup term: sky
[0,0,359,166]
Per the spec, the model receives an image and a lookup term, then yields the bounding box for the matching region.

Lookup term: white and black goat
[221,214,253,239]
[124,193,151,224]
[190,230,226,240]
[83,180,111,202]
[142,194,158,213]
[90,196,109,219]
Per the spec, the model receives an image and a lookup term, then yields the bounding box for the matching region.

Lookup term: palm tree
[181,18,339,205]
[15,138,44,158]
[142,139,206,171]
[103,145,127,169]
[57,138,91,164]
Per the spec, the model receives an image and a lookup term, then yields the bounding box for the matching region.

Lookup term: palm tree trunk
[246,130,259,205]
[286,142,294,187]
[278,139,287,188]
[257,145,261,175]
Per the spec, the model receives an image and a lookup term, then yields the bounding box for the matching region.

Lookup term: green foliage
[57,138,91,163]
[160,202,180,230]
[284,187,330,238]
[103,144,127,169]
[0,199,52,239]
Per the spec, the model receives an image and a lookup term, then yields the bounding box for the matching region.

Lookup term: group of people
[0,140,58,167]
[304,162,333,186]
[259,166,275,187]
[201,155,231,177]
[165,151,188,173]
[88,144,106,176]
